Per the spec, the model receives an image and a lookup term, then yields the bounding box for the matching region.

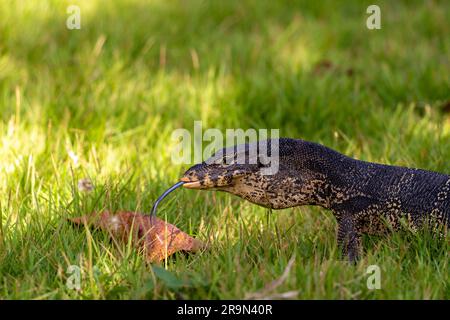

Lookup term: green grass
[0,0,449,299]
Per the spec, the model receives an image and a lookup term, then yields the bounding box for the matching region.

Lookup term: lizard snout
[180,163,237,189]
[180,176,203,189]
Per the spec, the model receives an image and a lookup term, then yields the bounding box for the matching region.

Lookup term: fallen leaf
[69,211,206,263]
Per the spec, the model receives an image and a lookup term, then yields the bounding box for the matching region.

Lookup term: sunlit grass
[0,0,448,299]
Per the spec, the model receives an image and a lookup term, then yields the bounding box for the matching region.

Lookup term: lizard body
[180,138,449,262]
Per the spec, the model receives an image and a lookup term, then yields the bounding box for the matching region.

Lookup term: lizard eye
[223,157,235,165]
[220,152,237,166]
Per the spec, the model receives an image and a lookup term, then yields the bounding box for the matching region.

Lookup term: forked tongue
[150,181,185,217]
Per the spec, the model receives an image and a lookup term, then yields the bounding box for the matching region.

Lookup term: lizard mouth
[180,177,203,189]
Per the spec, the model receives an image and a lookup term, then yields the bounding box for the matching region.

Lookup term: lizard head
[181,142,267,189]
[180,138,335,209]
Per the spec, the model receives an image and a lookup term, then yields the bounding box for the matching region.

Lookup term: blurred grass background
[0,0,448,299]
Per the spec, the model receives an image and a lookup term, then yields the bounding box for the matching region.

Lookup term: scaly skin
[180,138,449,262]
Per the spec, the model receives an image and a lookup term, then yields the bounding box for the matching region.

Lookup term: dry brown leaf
[69,211,206,263]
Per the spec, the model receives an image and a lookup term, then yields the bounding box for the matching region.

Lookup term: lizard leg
[337,214,362,263]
